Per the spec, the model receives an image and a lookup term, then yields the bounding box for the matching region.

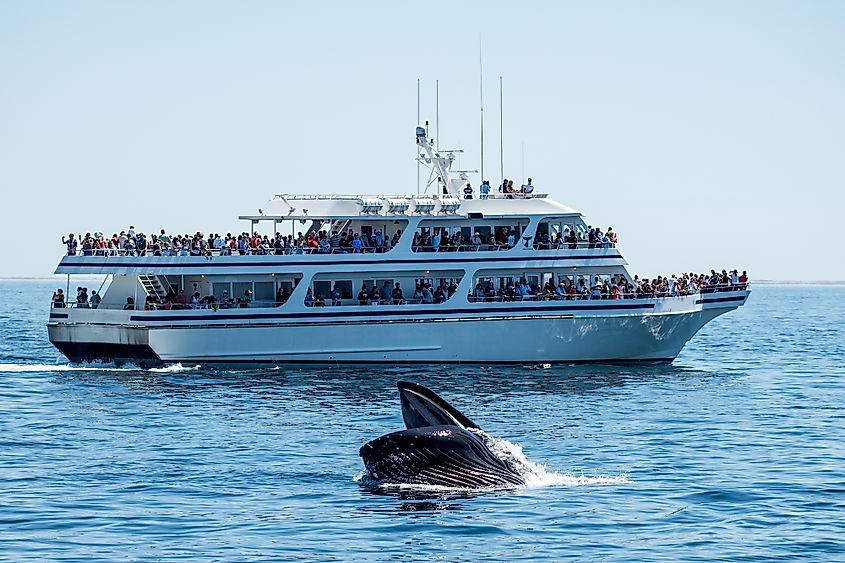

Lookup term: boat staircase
[328,219,352,234]
[139,275,168,302]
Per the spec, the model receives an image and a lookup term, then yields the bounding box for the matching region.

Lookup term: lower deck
[48,290,750,367]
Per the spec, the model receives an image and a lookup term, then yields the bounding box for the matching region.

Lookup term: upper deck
[54,191,627,276]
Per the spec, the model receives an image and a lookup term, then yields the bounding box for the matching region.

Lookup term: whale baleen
[359,381,526,488]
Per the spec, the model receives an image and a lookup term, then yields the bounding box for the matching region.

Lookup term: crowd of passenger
[61,221,624,257]
[412,227,518,252]
[533,226,617,250]
[53,268,748,310]
[61,227,402,257]
[305,280,459,307]
[53,284,293,311]
[469,269,749,302]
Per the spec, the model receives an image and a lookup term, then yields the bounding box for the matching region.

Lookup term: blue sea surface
[1,281,843,561]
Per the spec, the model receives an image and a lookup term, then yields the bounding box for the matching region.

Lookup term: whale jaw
[359,425,525,489]
[397,380,478,431]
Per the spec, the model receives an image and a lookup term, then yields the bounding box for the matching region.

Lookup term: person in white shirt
[521,178,534,197]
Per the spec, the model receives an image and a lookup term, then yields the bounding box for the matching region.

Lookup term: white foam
[473,429,631,489]
[0,362,200,374]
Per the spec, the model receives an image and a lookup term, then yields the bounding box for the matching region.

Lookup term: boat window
[412,219,528,252]
[313,280,332,300]
[306,270,464,307]
[254,282,275,302]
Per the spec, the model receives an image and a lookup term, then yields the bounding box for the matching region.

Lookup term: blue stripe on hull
[130,302,655,322]
[695,295,746,305]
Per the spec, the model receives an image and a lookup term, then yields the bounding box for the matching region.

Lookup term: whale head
[359,381,525,489]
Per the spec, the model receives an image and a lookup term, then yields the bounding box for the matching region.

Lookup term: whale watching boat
[48,126,749,367]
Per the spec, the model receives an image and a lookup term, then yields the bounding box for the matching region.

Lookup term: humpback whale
[359,381,526,488]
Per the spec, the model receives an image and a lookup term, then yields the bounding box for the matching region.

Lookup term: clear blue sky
[1,1,843,280]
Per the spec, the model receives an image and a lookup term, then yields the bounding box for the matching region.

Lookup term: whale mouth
[359,425,525,489]
[397,381,478,431]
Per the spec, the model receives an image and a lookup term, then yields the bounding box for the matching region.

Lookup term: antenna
[436,80,440,151]
[499,75,504,183]
[417,78,421,196]
[479,36,484,183]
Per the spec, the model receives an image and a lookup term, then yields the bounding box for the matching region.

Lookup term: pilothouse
[48,126,749,366]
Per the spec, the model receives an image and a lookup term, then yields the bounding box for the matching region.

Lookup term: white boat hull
[48,291,749,366]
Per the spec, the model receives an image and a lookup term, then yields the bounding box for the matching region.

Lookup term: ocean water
[1,281,844,562]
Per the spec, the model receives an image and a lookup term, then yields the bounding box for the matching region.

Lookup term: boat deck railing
[62,242,622,258]
[51,285,748,312]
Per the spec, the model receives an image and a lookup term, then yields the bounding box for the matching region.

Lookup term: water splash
[473,429,631,488]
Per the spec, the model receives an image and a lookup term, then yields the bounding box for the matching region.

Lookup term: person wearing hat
[463,182,473,199]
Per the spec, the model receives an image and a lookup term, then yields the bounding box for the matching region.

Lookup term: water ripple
[0,282,843,561]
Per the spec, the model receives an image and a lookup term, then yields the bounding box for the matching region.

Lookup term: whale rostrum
[359,381,526,488]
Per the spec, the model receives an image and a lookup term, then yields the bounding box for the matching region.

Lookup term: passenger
[331,283,344,306]
[555,282,566,300]
[433,285,446,303]
[77,287,89,308]
[123,297,135,310]
[275,286,287,306]
[521,178,534,197]
[421,284,434,304]
[413,284,425,304]
[357,284,369,305]
[463,182,473,199]
[304,288,315,307]
[480,180,490,200]
[174,289,187,309]
[352,234,363,253]
[314,292,326,307]
[590,277,602,300]
[379,281,392,304]
[52,289,65,308]
[62,234,78,256]
[392,282,405,305]
[90,290,101,309]
[191,292,201,308]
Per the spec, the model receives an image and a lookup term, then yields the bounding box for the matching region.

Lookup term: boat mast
[479,37,484,183]
[499,75,504,184]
